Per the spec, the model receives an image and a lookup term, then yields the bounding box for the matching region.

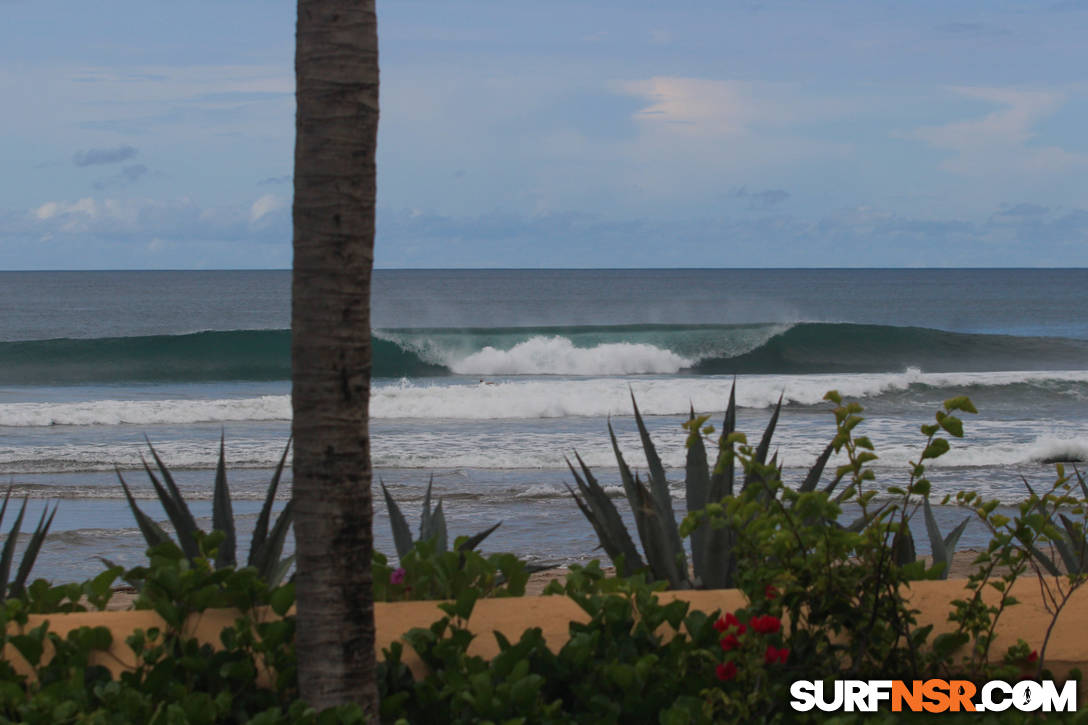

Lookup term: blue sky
[2,1,1087,269]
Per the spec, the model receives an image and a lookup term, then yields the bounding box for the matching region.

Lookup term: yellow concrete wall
[5,578,1086,687]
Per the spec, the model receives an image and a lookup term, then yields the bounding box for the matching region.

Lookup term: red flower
[764,645,789,665]
[715,612,744,634]
[765,584,779,600]
[716,661,737,682]
[749,615,781,635]
[1027,650,1038,663]
[720,634,740,652]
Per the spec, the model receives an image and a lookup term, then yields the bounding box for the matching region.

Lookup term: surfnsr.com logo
[789,679,1077,713]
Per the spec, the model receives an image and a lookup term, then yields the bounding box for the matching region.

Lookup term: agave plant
[567,383,970,588]
[1020,468,1088,577]
[566,384,806,589]
[380,476,500,559]
[0,487,57,599]
[117,435,294,586]
[921,494,970,579]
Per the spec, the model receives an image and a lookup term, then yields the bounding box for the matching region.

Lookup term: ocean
[2,268,1088,584]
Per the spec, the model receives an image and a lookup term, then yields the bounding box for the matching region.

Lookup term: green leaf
[144,438,201,560]
[800,441,835,494]
[629,391,688,583]
[211,432,237,568]
[922,438,951,460]
[116,469,173,553]
[684,405,711,581]
[457,521,502,553]
[250,437,291,569]
[270,582,295,616]
[10,503,57,597]
[0,488,26,594]
[380,480,415,561]
[938,415,964,438]
[943,396,978,414]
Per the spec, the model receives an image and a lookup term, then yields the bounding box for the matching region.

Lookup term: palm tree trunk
[292,0,379,714]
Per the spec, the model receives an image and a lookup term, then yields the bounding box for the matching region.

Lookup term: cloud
[904,87,1088,175]
[993,202,1050,218]
[935,22,1011,37]
[249,194,286,224]
[372,199,1088,268]
[93,164,148,190]
[619,77,772,137]
[733,187,791,209]
[73,145,138,167]
[12,194,289,247]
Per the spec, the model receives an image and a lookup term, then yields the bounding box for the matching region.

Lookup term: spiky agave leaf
[1075,466,1088,500]
[431,499,448,553]
[212,432,237,568]
[267,555,295,590]
[630,392,688,579]
[0,488,28,595]
[10,504,57,597]
[630,472,688,588]
[257,498,295,585]
[380,480,415,560]
[1058,513,1088,573]
[923,495,970,579]
[142,439,201,560]
[891,521,917,567]
[419,475,436,544]
[566,454,646,575]
[116,469,173,552]
[800,442,835,494]
[457,521,503,553]
[1043,524,1081,575]
[700,383,738,589]
[685,405,711,581]
[608,420,682,583]
[250,438,291,569]
[608,419,653,553]
[743,393,783,491]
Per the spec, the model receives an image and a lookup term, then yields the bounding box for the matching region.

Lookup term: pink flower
[716,661,737,681]
[390,567,406,585]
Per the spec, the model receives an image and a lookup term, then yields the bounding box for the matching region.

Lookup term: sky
[2,0,1087,269]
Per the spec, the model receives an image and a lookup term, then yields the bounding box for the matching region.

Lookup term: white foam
[4,369,1088,429]
[0,395,290,427]
[449,336,694,376]
[0,437,291,476]
[370,370,1088,421]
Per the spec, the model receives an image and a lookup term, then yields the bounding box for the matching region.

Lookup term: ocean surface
[2,268,1088,584]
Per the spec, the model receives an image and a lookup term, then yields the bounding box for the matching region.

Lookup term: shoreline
[99,547,1006,610]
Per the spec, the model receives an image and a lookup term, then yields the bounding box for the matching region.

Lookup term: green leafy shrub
[0,535,366,724]
[372,538,529,602]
